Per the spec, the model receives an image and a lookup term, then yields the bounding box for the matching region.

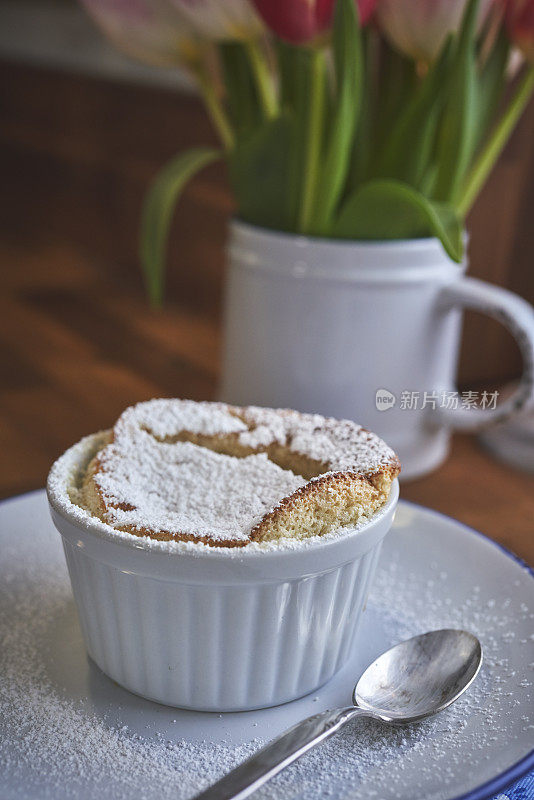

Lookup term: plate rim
[1,490,533,800]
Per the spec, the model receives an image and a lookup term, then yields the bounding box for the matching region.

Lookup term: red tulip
[505,0,534,62]
[252,0,376,44]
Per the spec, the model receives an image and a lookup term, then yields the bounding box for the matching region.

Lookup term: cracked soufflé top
[69,399,400,548]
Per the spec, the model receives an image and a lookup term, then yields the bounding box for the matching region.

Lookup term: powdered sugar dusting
[1,494,532,800]
[118,399,248,440]
[0,538,259,799]
[48,399,398,547]
[97,435,306,543]
[119,399,398,474]
[47,434,384,556]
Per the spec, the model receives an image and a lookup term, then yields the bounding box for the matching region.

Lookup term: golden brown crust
[250,472,387,544]
[80,400,400,547]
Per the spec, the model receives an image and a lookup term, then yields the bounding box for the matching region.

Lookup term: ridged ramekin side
[61,537,385,711]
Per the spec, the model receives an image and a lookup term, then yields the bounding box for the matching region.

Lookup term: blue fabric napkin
[493,770,534,799]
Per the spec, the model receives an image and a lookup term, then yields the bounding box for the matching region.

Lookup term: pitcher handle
[431,277,534,430]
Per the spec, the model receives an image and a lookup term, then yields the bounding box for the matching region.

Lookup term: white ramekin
[47,434,399,712]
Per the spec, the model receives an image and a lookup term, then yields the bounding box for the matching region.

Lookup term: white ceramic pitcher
[220,221,534,479]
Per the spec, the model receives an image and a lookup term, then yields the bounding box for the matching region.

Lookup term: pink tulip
[251,0,377,45]
[376,0,494,62]
[170,0,264,41]
[80,0,197,67]
[505,0,534,62]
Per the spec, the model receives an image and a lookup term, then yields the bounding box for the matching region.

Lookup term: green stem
[195,64,234,151]
[245,39,278,118]
[458,66,534,217]
[298,49,327,233]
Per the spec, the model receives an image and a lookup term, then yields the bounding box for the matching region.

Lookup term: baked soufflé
[73,399,400,548]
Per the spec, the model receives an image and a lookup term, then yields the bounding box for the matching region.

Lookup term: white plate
[0,491,532,800]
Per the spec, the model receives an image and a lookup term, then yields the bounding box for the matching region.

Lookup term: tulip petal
[251,0,334,44]
[81,0,197,67]
[173,0,263,41]
[252,0,375,45]
[377,0,494,63]
[505,0,534,64]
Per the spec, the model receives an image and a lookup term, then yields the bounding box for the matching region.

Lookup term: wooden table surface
[1,236,533,566]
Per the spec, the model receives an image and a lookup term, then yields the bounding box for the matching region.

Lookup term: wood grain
[0,60,533,564]
[0,231,532,563]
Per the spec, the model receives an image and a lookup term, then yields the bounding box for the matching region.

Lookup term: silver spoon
[193,628,482,800]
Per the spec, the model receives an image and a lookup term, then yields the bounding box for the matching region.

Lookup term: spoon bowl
[194,629,483,800]
[354,628,483,722]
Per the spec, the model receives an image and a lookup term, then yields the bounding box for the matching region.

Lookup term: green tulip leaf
[140,147,221,306]
[220,42,262,137]
[434,0,480,205]
[311,0,363,232]
[372,46,417,167]
[349,29,375,187]
[375,36,453,188]
[474,29,509,150]
[229,113,295,231]
[333,179,463,262]
[276,39,300,111]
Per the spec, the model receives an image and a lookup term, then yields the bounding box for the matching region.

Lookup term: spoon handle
[192,705,366,800]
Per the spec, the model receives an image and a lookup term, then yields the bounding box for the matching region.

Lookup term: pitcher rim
[229,219,467,281]
[231,218,468,253]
